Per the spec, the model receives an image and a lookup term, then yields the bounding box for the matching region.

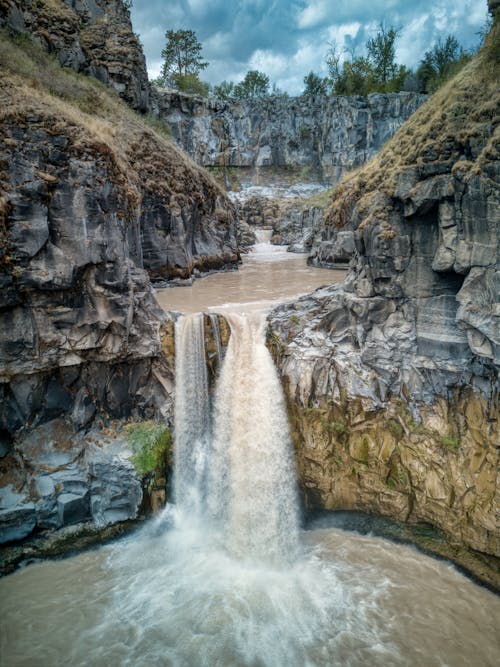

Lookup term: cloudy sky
[130,0,489,95]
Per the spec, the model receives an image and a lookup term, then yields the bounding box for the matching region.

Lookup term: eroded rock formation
[0,5,238,547]
[268,23,499,560]
[0,0,149,111]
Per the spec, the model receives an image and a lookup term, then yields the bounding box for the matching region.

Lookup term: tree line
[153,22,490,100]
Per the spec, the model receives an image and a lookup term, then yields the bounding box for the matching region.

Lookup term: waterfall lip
[206,299,292,316]
[155,237,343,315]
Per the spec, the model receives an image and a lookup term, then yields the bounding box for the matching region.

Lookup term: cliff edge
[0,4,238,547]
[269,12,499,577]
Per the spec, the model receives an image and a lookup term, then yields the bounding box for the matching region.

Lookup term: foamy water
[1,237,498,667]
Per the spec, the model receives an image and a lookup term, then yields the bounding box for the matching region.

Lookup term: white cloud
[249,49,288,76]
[397,14,430,66]
[134,0,491,95]
[296,1,329,29]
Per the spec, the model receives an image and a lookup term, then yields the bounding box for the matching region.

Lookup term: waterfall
[174,314,211,515]
[174,310,299,562]
[254,228,272,244]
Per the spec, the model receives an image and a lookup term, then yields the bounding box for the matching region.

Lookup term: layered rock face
[155,91,426,180]
[0,0,149,111]
[0,87,176,541]
[0,21,238,544]
[272,205,325,253]
[268,29,499,559]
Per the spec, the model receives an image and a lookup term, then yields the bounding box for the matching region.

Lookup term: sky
[130,0,490,95]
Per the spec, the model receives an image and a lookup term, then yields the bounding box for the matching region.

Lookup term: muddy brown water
[155,232,345,315]
[1,238,498,667]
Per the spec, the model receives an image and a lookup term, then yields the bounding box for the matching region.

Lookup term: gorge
[0,0,499,664]
[2,244,499,666]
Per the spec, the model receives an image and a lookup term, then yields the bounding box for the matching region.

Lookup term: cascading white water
[254,228,272,244]
[3,239,500,667]
[174,314,211,515]
[175,311,299,562]
[207,312,299,561]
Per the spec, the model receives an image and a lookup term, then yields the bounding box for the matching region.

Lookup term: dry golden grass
[0,28,232,275]
[323,19,499,229]
[0,30,226,202]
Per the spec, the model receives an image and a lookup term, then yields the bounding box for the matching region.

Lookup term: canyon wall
[269,22,499,560]
[0,2,239,545]
[154,90,426,181]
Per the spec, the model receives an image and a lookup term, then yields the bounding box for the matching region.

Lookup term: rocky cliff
[155,90,426,181]
[0,0,149,111]
[0,10,238,548]
[268,17,499,568]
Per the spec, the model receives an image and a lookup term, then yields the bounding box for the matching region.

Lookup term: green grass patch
[300,188,333,210]
[144,114,172,139]
[126,421,172,476]
[440,434,460,453]
[321,420,346,434]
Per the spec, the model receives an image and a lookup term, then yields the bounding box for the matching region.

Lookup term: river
[1,236,498,667]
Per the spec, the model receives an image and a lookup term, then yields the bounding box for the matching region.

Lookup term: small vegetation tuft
[387,418,404,440]
[125,421,172,476]
[440,434,460,453]
[323,420,346,434]
[360,436,370,465]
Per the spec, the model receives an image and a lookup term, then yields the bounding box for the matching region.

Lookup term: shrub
[126,421,172,476]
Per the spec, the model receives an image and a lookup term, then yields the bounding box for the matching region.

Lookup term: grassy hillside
[323,18,499,230]
[0,30,231,273]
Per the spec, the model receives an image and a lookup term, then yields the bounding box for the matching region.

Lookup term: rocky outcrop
[268,26,499,559]
[269,287,498,557]
[273,206,324,253]
[0,423,143,544]
[0,0,149,111]
[0,95,179,428]
[229,181,329,252]
[155,91,426,180]
[0,28,238,545]
[308,229,356,265]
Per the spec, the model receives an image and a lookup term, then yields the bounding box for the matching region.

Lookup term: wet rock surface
[0,423,142,545]
[269,288,499,556]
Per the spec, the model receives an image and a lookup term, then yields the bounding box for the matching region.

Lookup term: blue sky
[130,0,490,95]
